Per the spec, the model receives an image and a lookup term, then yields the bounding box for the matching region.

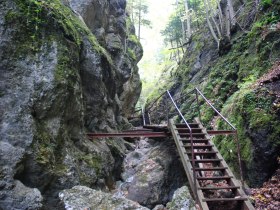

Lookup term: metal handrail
[195,88,236,130]
[145,91,167,113]
[166,90,198,202]
[147,89,195,113]
[194,87,244,186]
[140,87,244,187]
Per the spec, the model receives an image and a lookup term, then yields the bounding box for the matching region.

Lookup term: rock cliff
[0,0,142,209]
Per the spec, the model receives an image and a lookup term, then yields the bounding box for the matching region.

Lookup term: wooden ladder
[169,118,255,210]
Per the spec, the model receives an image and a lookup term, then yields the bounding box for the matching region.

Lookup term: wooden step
[179,133,205,137]
[180,139,209,143]
[198,186,240,190]
[186,151,218,155]
[176,128,202,133]
[192,167,227,171]
[184,145,213,149]
[175,123,199,128]
[197,176,233,180]
[202,197,247,202]
[189,159,223,163]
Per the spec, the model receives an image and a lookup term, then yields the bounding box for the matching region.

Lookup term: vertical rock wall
[0,0,142,209]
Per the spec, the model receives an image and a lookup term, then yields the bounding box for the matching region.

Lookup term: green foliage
[260,0,273,9]
[33,122,61,167]
[161,11,183,43]
[127,48,137,60]
[127,0,152,38]
[213,86,280,180]
[13,0,112,62]
[79,154,102,175]
[248,10,280,39]
[128,34,140,44]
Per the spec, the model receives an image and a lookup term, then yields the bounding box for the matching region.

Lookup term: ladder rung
[190,159,223,163]
[180,133,205,136]
[199,186,240,190]
[186,151,217,155]
[176,128,202,133]
[202,197,247,202]
[184,145,213,149]
[197,176,233,180]
[176,128,202,130]
[175,123,199,128]
[192,167,227,171]
[180,139,209,143]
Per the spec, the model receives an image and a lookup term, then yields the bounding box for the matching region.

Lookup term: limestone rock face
[59,186,149,210]
[0,0,142,209]
[70,0,143,121]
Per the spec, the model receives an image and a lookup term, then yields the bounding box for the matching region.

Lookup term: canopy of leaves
[161,11,183,43]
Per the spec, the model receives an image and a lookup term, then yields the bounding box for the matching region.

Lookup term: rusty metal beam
[87,132,169,138]
[207,130,236,135]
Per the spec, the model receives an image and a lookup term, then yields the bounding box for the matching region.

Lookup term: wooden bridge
[88,88,255,210]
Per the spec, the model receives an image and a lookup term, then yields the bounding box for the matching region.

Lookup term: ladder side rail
[166,90,198,204]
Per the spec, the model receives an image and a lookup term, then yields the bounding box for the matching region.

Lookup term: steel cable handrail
[195,88,236,130]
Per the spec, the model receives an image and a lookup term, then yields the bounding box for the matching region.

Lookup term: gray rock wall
[0,0,142,209]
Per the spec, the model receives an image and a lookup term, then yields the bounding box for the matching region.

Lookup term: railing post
[156,101,159,125]
[195,90,201,122]
[148,112,151,125]
[164,93,169,123]
[142,107,146,126]
[235,131,244,187]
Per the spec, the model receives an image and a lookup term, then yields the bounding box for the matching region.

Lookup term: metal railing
[141,87,244,187]
[194,88,244,186]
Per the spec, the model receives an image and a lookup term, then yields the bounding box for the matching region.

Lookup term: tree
[184,0,192,39]
[127,0,152,40]
[161,9,185,63]
[201,0,237,48]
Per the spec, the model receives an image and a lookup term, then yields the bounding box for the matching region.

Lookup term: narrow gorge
[0,0,279,210]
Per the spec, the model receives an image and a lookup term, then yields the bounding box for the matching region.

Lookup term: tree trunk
[227,0,236,26]
[181,20,186,42]
[207,0,222,38]
[203,0,220,48]
[175,39,181,63]
[184,0,191,39]
[225,5,231,38]
[138,0,141,40]
[216,0,224,33]
[179,40,185,54]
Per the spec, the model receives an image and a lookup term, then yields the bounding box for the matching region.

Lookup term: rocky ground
[59,137,195,210]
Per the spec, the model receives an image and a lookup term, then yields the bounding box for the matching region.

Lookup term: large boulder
[166,186,196,210]
[59,186,149,210]
[119,138,187,208]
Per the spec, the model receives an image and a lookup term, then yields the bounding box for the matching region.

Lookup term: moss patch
[13,0,112,63]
